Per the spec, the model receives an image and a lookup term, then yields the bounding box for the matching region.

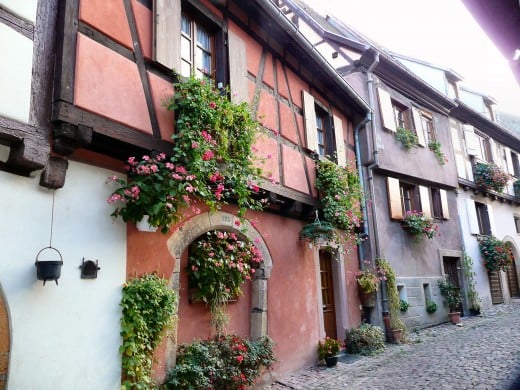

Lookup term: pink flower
[191,141,200,149]
[234,220,241,227]
[142,155,150,161]
[165,162,175,170]
[149,164,158,173]
[186,185,195,193]
[236,355,244,363]
[157,152,166,161]
[176,166,187,174]
[127,157,137,166]
[107,193,122,203]
[201,131,212,142]
[209,101,217,109]
[202,150,214,161]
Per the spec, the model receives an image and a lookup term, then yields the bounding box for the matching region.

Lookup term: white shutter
[387,177,403,219]
[333,114,346,167]
[505,148,514,175]
[463,124,478,156]
[412,108,426,147]
[419,186,431,218]
[303,91,318,153]
[153,0,181,71]
[466,198,480,235]
[377,87,396,132]
[487,203,496,235]
[488,139,498,164]
[440,189,450,220]
[228,30,248,103]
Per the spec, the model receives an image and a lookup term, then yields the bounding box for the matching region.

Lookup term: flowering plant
[428,141,447,165]
[438,278,462,312]
[108,153,191,234]
[299,219,339,247]
[474,162,510,192]
[318,337,343,359]
[188,230,263,333]
[395,127,418,150]
[108,76,264,233]
[478,235,513,272]
[402,210,439,239]
[356,267,384,294]
[315,159,363,250]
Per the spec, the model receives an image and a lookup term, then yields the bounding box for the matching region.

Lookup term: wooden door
[489,270,504,304]
[443,257,462,312]
[506,259,520,298]
[319,250,337,338]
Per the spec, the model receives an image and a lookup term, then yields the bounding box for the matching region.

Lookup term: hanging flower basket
[299,219,338,247]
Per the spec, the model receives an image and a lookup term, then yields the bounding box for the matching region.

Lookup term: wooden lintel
[53,122,93,156]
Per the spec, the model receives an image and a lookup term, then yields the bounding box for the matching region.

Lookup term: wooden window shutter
[466,198,480,235]
[333,115,346,167]
[411,108,426,147]
[419,186,431,218]
[463,124,478,156]
[228,30,248,103]
[377,88,396,132]
[303,91,318,153]
[387,177,403,219]
[153,0,181,72]
[440,189,449,220]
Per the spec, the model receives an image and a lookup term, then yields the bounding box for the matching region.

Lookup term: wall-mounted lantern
[79,258,100,279]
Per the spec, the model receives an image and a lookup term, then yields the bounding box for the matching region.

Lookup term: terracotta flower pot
[448,311,461,324]
[392,329,403,344]
[359,290,377,307]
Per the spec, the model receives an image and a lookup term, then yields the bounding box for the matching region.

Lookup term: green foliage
[299,220,339,247]
[428,141,447,165]
[317,337,343,360]
[315,159,363,250]
[462,252,481,311]
[399,300,409,312]
[108,76,264,233]
[377,258,406,334]
[165,335,276,390]
[474,162,510,192]
[478,235,513,272]
[395,127,418,150]
[438,278,462,312]
[344,324,385,356]
[356,268,382,294]
[402,210,439,240]
[425,300,437,314]
[187,230,262,334]
[120,274,178,389]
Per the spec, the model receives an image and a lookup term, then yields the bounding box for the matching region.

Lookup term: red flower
[202,150,214,161]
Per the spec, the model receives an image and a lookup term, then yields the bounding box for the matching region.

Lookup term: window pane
[197,25,211,50]
[181,14,191,34]
[201,50,212,75]
[181,60,191,78]
[181,36,191,62]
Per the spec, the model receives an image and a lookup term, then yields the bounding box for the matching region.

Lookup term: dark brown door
[319,250,337,339]
[489,270,504,304]
[443,257,462,312]
[506,259,520,298]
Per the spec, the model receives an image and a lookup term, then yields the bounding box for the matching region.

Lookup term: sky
[303,0,520,115]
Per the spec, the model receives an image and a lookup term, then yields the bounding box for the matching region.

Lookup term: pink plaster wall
[282,145,309,194]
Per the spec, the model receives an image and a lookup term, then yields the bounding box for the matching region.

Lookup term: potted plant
[356,266,383,307]
[474,162,510,192]
[318,337,343,367]
[395,127,418,150]
[438,278,462,324]
[425,300,437,314]
[478,235,513,272]
[344,324,386,356]
[377,258,406,343]
[299,219,338,247]
[399,300,409,312]
[402,210,439,240]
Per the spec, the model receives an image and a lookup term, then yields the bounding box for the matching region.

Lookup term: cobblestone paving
[264,301,520,389]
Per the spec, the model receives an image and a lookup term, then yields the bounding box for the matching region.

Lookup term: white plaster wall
[457,191,520,309]
[0,22,33,123]
[0,161,127,390]
[0,0,37,23]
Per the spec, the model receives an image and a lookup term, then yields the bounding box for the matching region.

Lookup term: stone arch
[165,211,273,366]
[0,287,10,389]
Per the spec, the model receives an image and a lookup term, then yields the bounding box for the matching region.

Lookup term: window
[512,152,520,177]
[392,101,412,131]
[400,182,420,213]
[387,177,449,220]
[181,12,214,78]
[514,216,520,234]
[302,91,347,166]
[474,132,492,162]
[315,105,335,159]
[419,112,435,144]
[475,201,491,235]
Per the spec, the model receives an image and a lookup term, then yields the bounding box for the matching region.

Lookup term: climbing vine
[120,274,178,389]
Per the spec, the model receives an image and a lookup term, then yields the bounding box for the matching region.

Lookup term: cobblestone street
[265,301,520,389]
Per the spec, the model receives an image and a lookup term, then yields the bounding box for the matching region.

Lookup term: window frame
[180,11,216,79]
[475,201,492,235]
[511,152,520,177]
[474,131,492,163]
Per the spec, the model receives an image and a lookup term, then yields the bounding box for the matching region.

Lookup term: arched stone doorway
[0,289,10,389]
[165,211,273,367]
